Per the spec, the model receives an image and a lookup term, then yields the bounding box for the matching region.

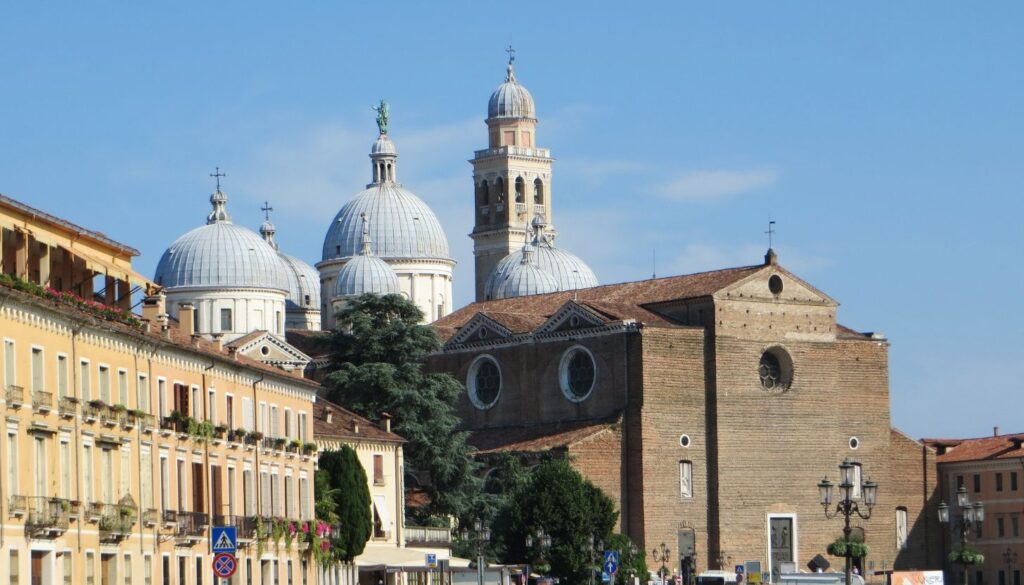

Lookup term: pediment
[716,265,836,306]
[535,302,606,335]
[232,332,311,365]
[447,313,514,346]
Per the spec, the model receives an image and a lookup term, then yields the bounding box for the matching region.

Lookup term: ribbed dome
[488,60,535,119]
[371,134,397,155]
[484,222,598,300]
[279,253,321,309]
[322,131,451,261]
[334,254,400,298]
[491,245,559,300]
[155,191,289,292]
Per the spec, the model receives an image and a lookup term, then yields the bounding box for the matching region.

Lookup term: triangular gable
[447,313,515,347]
[535,301,607,335]
[231,331,312,364]
[715,264,837,306]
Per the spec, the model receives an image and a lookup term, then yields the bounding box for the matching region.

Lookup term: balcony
[533,205,546,219]
[100,407,119,427]
[83,401,103,422]
[138,413,157,432]
[58,396,78,418]
[98,503,136,542]
[25,497,70,537]
[514,202,528,216]
[8,494,27,517]
[85,501,105,522]
[119,410,136,429]
[161,509,178,526]
[473,146,551,159]
[5,385,25,408]
[405,525,452,548]
[174,511,209,542]
[160,415,185,434]
[32,390,53,412]
[143,508,158,527]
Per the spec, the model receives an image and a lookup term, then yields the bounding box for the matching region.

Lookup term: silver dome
[488,60,535,119]
[279,252,321,309]
[484,222,598,300]
[322,132,451,261]
[371,134,397,155]
[155,191,289,292]
[334,254,400,298]
[491,245,559,300]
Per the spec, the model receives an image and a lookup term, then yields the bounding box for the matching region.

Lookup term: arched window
[495,177,505,203]
[478,180,489,206]
[896,507,909,550]
[534,178,544,204]
[515,177,525,203]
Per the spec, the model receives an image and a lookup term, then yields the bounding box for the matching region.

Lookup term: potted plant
[289,439,302,452]
[302,442,318,455]
[274,437,287,449]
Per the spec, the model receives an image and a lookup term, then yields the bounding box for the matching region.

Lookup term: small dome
[371,134,397,155]
[334,254,400,298]
[491,245,559,300]
[155,191,290,292]
[488,60,535,119]
[484,221,598,300]
[279,253,321,309]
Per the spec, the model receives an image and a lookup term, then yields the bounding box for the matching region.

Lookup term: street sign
[213,553,237,579]
[602,571,611,583]
[736,566,745,575]
[211,526,237,553]
[604,550,620,576]
[745,562,762,585]
[426,553,438,569]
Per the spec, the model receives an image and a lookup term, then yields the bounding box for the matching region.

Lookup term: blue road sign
[735,565,744,574]
[602,571,611,582]
[426,553,438,568]
[211,526,237,553]
[604,550,620,576]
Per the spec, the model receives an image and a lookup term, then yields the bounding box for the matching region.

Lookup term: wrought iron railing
[176,511,209,537]
[25,496,70,535]
[143,508,158,526]
[98,502,136,541]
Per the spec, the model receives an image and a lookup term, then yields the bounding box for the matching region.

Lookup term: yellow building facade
[0,194,320,584]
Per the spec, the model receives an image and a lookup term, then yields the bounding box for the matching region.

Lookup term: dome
[488,60,535,119]
[491,245,559,300]
[483,221,598,300]
[279,252,321,309]
[322,130,451,261]
[371,134,397,155]
[333,214,400,298]
[154,191,290,292]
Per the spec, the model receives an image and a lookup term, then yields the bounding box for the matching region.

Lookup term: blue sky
[2,3,1021,440]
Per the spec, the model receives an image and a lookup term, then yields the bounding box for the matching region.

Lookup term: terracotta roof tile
[924,433,1024,463]
[469,417,618,455]
[313,399,405,443]
[433,265,762,341]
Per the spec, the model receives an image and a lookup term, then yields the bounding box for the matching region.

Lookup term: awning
[373,495,391,535]
[355,544,471,571]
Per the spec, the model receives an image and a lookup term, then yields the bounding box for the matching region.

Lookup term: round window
[758,347,793,392]
[679,434,691,448]
[769,274,784,295]
[260,346,270,356]
[467,355,502,410]
[849,437,860,450]
[560,346,596,402]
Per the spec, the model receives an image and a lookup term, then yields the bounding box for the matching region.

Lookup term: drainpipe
[69,318,87,553]
[252,373,264,531]
[133,341,159,556]
[203,357,215,557]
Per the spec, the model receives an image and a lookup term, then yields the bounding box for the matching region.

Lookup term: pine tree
[317,446,372,562]
[324,293,481,523]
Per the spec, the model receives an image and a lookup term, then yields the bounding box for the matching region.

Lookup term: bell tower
[470,49,555,301]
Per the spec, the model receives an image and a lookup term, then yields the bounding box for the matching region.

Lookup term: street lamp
[653,543,672,584]
[589,534,605,585]
[819,458,878,585]
[526,528,553,577]
[462,519,491,585]
[939,485,985,585]
[1004,548,1018,584]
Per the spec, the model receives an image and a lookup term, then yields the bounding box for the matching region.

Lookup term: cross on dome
[206,167,231,224]
[505,45,517,82]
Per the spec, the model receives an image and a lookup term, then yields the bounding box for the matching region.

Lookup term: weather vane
[766,220,777,248]
[210,167,226,192]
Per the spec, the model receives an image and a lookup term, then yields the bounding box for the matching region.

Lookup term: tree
[317,446,372,562]
[324,294,481,522]
[604,533,648,585]
[493,458,619,585]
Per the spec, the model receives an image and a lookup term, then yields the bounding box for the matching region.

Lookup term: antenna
[766,220,777,249]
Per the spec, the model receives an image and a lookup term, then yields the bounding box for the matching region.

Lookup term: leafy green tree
[604,533,648,585]
[317,446,372,562]
[494,458,618,585]
[324,293,481,522]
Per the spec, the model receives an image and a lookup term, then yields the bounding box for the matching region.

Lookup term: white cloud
[657,168,780,201]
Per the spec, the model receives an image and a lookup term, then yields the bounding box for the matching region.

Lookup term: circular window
[467,355,502,410]
[758,347,793,392]
[679,434,691,448]
[560,346,597,402]
[478,328,488,340]
[769,274,784,295]
[260,346,270,356]
[849,437,860,450]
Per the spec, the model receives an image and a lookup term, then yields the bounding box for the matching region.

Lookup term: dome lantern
[488,49,536,120]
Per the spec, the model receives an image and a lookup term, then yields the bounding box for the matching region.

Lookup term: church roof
[469,416,619,455]
[435,264,763,341]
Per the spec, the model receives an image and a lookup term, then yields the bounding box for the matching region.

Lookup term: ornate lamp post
[653,543,672,584]
[939,486,986,585]
[818,458,878,585]
[1004,548,1018,584]
[462,519,491,585]
[526,528,553,577]
[626,543,639,585]
[589,534,606,585]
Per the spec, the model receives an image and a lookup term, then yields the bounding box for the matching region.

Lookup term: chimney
[764,248,778,266]
[994,426,1000,437]
[179,302,196,337]
[142,292,166,323]
[227,346,239,361]
[211,334,223,352]
[381,412,392,433]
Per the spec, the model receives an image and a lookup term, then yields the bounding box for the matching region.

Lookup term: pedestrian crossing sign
[212,526,237,553]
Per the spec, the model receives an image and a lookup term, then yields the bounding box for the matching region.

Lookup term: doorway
[677,529,696,585]
[768,515,796,582]
[101,553,117,585]
[30,551,50,585]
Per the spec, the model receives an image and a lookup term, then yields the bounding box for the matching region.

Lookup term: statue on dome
[372,100,389,135]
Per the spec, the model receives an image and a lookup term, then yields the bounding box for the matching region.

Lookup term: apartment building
[0,194,319,584]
